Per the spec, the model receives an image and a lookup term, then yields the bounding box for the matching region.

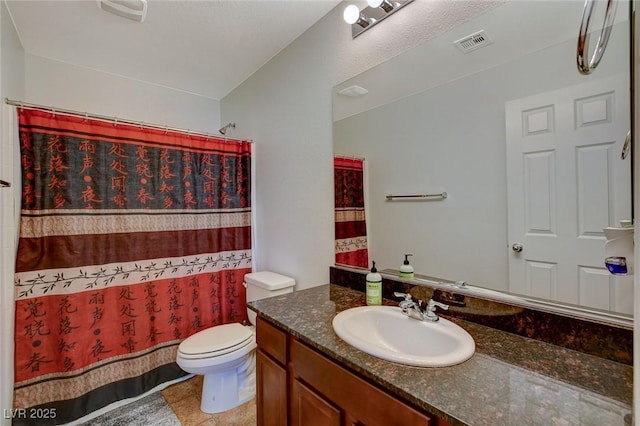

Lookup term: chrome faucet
[393,292,449,322]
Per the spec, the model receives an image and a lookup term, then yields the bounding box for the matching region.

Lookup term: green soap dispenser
[366,261,382,306]
[399,254,414,280]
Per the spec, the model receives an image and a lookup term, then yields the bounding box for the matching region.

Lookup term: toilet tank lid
[244,271,295,290]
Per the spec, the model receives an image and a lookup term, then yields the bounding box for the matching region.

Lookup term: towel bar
[385,192,447,201]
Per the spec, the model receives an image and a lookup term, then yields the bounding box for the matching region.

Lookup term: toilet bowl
[176,271,295,414]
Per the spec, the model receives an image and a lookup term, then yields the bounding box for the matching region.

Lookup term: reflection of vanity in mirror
[333,0,633,321]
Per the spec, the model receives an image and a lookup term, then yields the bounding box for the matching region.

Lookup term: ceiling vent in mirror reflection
[338,85,369,97]
[97,0,148,22]
[454,30,493,53]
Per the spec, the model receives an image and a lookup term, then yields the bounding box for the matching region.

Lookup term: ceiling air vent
[97,0,148,23]
[338,85,369,98]
[454,30,492,54]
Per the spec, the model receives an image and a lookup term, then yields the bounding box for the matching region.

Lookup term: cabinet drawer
[256,316,288,365]
[292,339,432,426]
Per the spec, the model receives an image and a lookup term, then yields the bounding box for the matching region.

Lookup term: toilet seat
[178,323,254,359]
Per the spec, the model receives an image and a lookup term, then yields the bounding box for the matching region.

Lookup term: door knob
[512,243,523,253]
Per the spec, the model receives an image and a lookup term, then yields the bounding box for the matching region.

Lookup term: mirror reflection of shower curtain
[334,156,369,268]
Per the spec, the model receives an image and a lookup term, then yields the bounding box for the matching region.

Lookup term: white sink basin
[332,306,475,367]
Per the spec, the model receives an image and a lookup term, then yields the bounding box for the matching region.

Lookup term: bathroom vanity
[256,317,440,425]
[249,283,632,426]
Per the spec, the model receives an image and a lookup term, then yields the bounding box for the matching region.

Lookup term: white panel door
[506,75,632,313]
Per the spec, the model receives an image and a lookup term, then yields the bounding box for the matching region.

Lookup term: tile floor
[161,375,257,426]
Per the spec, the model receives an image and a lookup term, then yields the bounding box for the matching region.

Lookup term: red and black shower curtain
[13,108,252,424]
[334,156,368,268]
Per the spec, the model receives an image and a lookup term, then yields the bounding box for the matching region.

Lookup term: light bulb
[367,0,395,13]
[343,5,361,25]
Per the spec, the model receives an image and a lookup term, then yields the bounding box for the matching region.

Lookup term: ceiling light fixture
[343,0,413,39]
[97,0,148,23]
[343,0,413,38]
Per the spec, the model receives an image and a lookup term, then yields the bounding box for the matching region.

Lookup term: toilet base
[199,351,256,413]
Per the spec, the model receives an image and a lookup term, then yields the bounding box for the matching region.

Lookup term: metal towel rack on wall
[385,192,447,201]
[576,0,618,75]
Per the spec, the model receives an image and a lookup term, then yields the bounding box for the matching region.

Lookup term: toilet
[176,271,295,413]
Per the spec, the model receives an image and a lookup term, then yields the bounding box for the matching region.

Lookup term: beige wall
[24,54,221,134]
[221,1,500,290]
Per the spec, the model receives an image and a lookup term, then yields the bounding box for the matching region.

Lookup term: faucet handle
[422,299,449,322]
[394,292,416,313]
[427,299,449,311]
[393,292,412,301]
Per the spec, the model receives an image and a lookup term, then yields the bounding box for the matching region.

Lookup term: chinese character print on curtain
[334,156,368,269]
[13,108,252,425]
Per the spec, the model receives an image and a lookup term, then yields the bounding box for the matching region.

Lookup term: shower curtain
[334,156,368,268]
[12,108,252,425]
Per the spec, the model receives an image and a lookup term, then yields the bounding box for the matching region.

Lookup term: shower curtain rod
[334,154,365,161]
[4,98,252,144]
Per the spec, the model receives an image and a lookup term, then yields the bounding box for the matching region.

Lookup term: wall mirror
[333,0,633,322]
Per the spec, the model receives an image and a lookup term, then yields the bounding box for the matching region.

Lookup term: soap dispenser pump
[399,254,414,280]
[366,261,382,306]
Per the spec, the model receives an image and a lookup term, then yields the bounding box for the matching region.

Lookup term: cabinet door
[291,379,341,426]
[292,340,432,426]
[257,350,288,426]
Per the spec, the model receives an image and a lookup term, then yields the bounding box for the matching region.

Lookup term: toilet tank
[244,271,295,324]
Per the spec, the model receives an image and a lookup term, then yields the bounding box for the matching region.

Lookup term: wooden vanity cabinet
[256,317,453,426]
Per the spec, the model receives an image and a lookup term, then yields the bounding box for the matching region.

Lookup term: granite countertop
[248,284,633,426]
